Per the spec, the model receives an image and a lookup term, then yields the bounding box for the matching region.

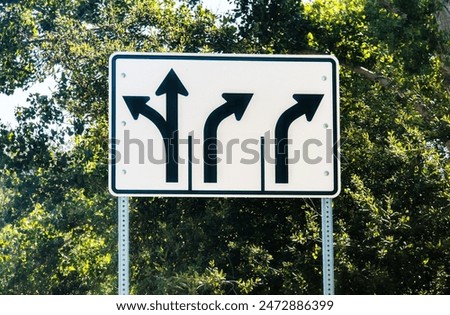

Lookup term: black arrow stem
[203,110,225,183]
[275,94,323,183]
[166,93,179,183]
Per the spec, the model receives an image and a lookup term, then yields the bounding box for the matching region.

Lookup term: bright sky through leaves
[0,0,235,127]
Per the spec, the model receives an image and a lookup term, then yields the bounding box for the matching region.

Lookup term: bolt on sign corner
[109,53,340,198]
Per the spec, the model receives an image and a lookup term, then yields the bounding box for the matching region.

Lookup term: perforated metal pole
[321,198,334,295]
[118,197,129,295]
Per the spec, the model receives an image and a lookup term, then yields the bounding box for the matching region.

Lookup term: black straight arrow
[155,69,188,183]
[204,93,253,183]
[275,94,323,184]
[155,69,189,133]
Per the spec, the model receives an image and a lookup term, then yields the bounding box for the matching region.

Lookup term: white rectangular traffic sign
[109,53,340,197]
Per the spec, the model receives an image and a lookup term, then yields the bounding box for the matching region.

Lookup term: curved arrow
[203,93,253,183]
[123,95,177,183]
[275,94,323,183]
[123,96,168,139]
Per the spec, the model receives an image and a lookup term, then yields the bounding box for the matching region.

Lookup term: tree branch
[349,64,449,152]
[351,66,392,87]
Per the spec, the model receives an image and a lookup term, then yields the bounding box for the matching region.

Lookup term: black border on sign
[109,53,340,197]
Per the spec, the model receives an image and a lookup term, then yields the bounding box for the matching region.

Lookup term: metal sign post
[321,198,334,295]
[118,196,129,295]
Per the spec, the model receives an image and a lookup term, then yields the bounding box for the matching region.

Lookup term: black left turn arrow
[275,94,323,184]
[203,93,253,183]
[123,96,169,139]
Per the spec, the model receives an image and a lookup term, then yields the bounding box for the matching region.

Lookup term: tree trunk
[437,0,450,32]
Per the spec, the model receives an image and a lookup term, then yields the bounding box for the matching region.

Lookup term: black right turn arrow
[275,94,323,183]
[203,93,253,183]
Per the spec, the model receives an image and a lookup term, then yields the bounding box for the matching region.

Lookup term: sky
[0,0,236,127]
[0,78,56,128]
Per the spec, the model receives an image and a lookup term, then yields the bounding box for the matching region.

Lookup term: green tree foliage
[229,0,310,53]
[0,0,225,294]
[0,0,449,294]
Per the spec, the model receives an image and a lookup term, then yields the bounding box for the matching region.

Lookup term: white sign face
[109,53,340,197]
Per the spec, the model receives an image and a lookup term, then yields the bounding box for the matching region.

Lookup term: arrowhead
[123,96,150,120]
[155,69,189,96]
[221,93,253,120]
[292,94,323,121]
